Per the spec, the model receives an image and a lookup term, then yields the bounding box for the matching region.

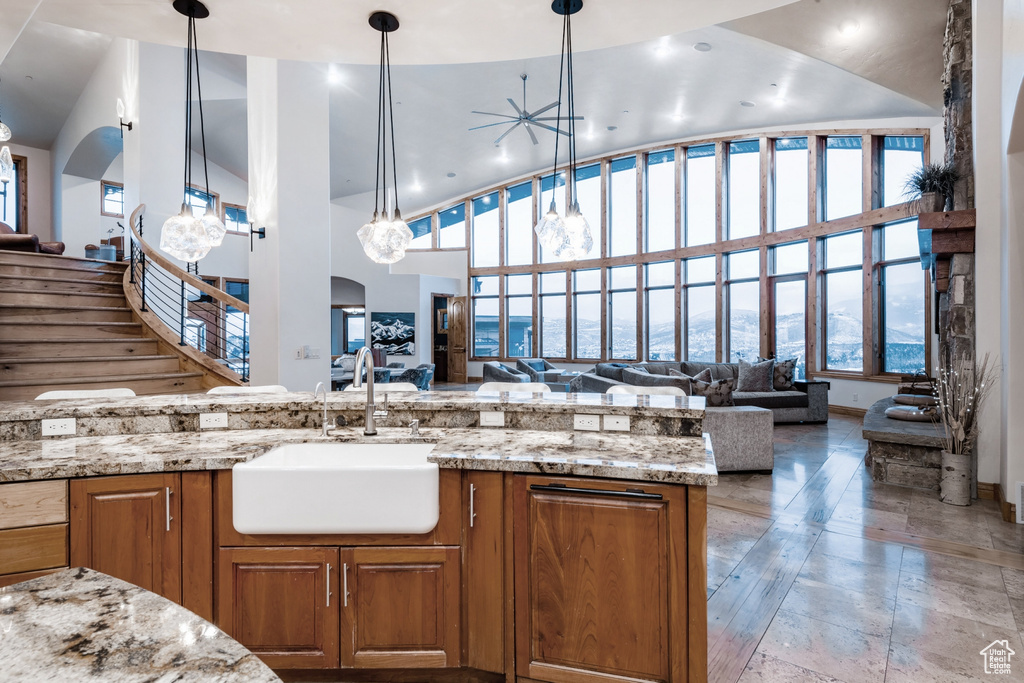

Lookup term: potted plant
[904,162,960,213]
[934,351,996,505]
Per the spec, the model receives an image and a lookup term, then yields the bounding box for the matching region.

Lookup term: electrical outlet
[479,411,505,427]
[200,412,229,430]
[294,348,303,360]
[41,418,76,436]
[309,347,321,359]
[573,414,600,432]
[603,415,630,432]
[852,393,859,403]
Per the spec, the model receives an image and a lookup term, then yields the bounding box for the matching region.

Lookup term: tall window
[506,181,533,266]
[774,138,808,231]
[770,241,808,379]
[186,186,218,217]
[824,137,863,220]
[645,261,675,361]
[224,204,248,234]
[608,265,637,360]
[728,140,760,239]
[224,279,249,378]
[505,274,533,358]
[332,307,365,355]
[539,171,566,263]
[471,192,499,267]
[540,272,566,358]
[822,231,864,371]
[408,215,432,250]
[471,276,498,357]
[880,220,925,373]
[685,144,715,246]
[882,136,924,207]
[0,159,17,228]
[609,157,636,257]
[439,203,466,249]
[572,269,601,359]
[684,256,716,361]
[645,150,675,252]
[101,181,124,218]
[725,250,760,362]
[576,163,602,261]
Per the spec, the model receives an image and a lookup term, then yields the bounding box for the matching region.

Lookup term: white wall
[5,143,52,241]
[331,277,365,305]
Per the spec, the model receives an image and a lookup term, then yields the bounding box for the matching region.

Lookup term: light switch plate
[603,415,630,432]
[573,414,600,431]
[480,411,505,427]
[41,418,76,436]
[200,412,229,430]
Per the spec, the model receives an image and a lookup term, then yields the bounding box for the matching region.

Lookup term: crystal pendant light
[160,0,226,263]
[0,77,11,143]
[0,146,13,184]
[533,0,592,260]
[358,11,413,264]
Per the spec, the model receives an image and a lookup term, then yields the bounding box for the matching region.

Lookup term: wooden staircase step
[0,322,144,341]
[0,356,181,381]
[0,304,133,323]
[0,274,124,294]
[0,339,160,359]
[0,288,126,308]
[0,250,127,271]
[0,372,205,401]
[0,263,124,282]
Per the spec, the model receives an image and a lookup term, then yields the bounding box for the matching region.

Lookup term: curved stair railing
[124,204,249,384]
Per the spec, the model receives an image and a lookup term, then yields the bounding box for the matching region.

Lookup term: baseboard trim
[978,481,996,501]
[996,482,1017,523]
[829,405,867,418]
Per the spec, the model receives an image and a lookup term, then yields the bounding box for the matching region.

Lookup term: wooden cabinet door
[513,476,690,683]
[448,297,467,384]
[70,473,180,602]
[463,471,506,673]
[341,546,460,669]
[217,546,340,669]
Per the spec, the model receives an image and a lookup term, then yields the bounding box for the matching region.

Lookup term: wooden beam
[930,229,975,255]
[918,208,977,230]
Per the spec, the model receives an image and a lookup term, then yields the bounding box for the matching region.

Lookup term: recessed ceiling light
[327,66,342,85]
[740,100,755,108]
[446,172,456,178]
[838,19,860,36]
[693,42,712,52]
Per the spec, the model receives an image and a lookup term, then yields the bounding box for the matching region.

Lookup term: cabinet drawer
[0,480,68,530]
[0,524,68,575]
[0,567,68,589]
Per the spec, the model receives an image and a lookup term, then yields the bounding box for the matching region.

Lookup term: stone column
[246,58,332,391]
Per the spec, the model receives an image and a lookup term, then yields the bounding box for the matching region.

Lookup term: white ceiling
[0,0,947,215]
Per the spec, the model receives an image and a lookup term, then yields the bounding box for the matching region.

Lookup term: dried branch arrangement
[934,352,996,455]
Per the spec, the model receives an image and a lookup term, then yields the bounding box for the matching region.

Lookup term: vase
[920,191,945,213]
[939,449,971,506]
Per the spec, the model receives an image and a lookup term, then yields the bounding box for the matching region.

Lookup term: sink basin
[232,442,439,535]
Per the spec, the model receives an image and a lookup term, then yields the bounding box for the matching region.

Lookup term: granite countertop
[0,390,706,422]
[0,426,717,487]
[0,567,280,682]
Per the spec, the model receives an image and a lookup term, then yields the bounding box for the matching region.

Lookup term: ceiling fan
[469,73,583,146]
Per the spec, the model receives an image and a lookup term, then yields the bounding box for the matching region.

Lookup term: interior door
[448,297,468,384]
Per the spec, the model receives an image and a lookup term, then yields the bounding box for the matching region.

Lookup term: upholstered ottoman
[703,406,774,472]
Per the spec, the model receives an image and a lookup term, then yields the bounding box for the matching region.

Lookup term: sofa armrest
[794,380,830,392]
[0,234,41,253]
[794,380,829,422]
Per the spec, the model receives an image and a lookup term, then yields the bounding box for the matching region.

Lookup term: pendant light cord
[183,17,193,205]
[373,28,385,217]
[191,16,213,207]
[386,29,399,216]
[548,9,568,209]
[566,8,576,208]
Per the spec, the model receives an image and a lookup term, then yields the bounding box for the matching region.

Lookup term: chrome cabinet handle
[469,483,477,528]
[165,487,173,531]
[326,563,332,606]
[343,563,350,607]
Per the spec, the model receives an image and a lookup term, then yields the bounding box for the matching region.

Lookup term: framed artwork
[370,312,415,355]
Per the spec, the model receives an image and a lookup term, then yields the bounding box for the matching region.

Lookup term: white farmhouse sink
[232,442,439,535]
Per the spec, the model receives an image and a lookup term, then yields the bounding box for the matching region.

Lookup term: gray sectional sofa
[570,360,829,423]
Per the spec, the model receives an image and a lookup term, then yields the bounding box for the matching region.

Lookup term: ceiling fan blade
[469,120,517,131]
[526,124,539,146]
[493,121,523,146]
[506,97,525,117]
[528,101,560,118]
[533,115,585,122]
[471,110,520,120]
[530,120,571,136]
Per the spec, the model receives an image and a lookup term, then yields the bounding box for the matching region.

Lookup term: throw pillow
[526,360,546,372]
[692,377,736,407]
[737,358,775,392]
[668,368,712,383]
[758,356,797,391]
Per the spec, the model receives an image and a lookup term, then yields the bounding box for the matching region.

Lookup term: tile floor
[715,415,1024,683]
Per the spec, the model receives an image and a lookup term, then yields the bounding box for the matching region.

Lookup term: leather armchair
[0,221,65,255]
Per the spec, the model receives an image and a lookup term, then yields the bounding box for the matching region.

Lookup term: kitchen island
[0,391,715,682]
